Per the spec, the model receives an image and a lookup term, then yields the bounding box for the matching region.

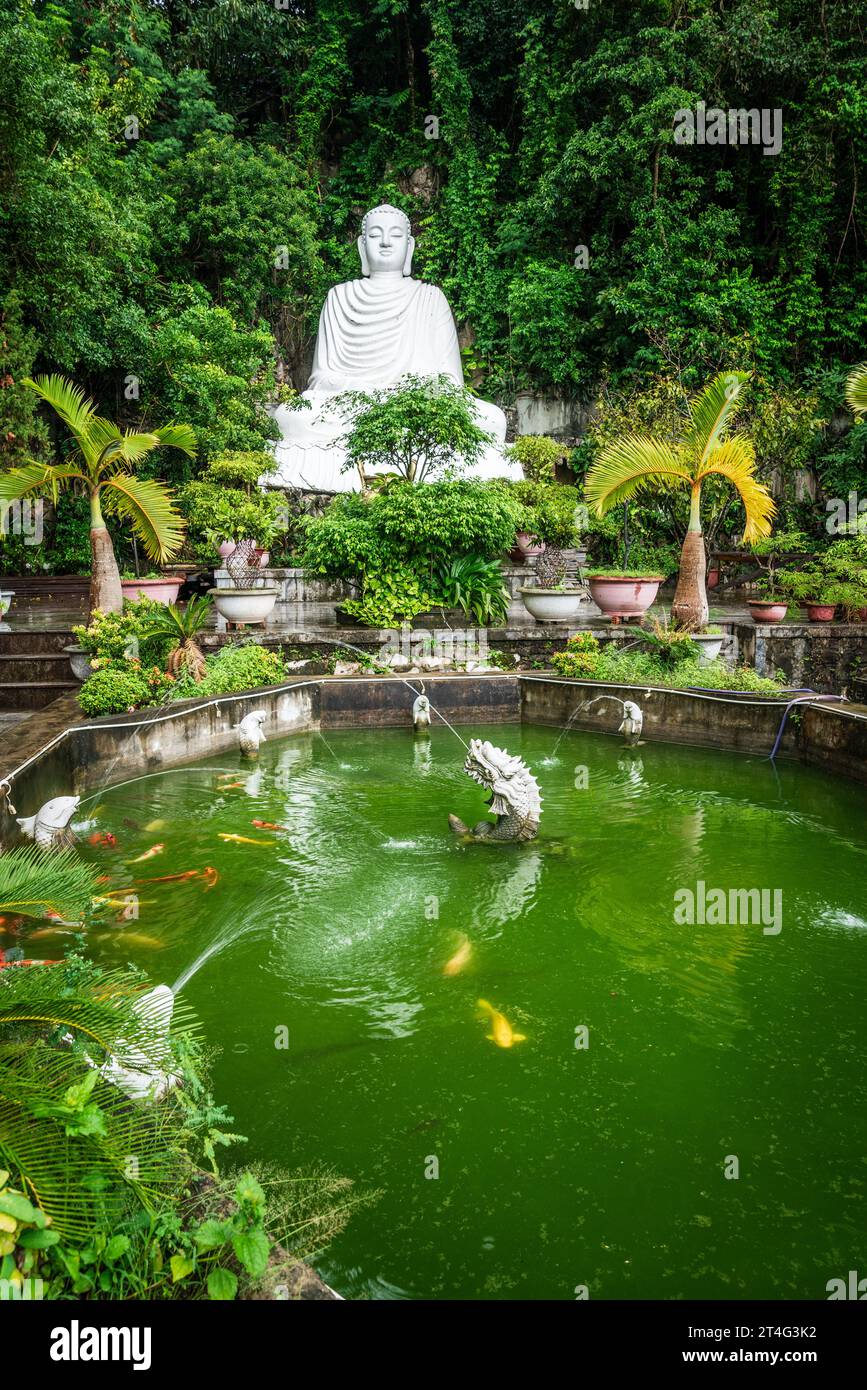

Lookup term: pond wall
[2,675,866,848]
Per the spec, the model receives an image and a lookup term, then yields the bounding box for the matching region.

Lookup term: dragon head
[463,739,542,823]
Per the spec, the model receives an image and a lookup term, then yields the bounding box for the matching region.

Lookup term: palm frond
[101,475,186,562]
[0,462,85,508]
[24,375,98,452]
[683,371,751,463]
[701,438,775,542]
[88,418,161,471]
[0,966,199,1237]
[0,846,99,921]
[151,423,197,457]
[584,435,692,514]
[845,363,867,416]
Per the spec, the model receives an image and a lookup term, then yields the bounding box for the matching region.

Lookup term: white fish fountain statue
[235,709,267,756]
[412,693,431,734]
[96,984,181,1103]
[618,701,644,746]
[16,794,81,849]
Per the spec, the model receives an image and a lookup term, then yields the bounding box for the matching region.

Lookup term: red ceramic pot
[805,603,836,622]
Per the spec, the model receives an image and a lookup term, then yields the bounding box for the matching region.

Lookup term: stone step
[0,628,78,654]
[0,652,74,681]
[0,680,79,711]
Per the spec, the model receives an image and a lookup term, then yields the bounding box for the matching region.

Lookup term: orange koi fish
[218,782,245,790]
[217,833,275,846]
[252,819,290,832]
[201,866,219,890]
[443,936,472,977]
[88,831,117,848]
[126,844,165,864]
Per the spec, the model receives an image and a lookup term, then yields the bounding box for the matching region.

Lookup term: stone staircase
[0,627,78,718]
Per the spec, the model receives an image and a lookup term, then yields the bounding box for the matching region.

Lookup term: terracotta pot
[854,607,867,623]
[255,549,270,569]
[706,567,720,589]
[510,532,545,564]
[805,603,836,622]
[748,600,788,624]
[120,576,183,605]
[587,575,663,624]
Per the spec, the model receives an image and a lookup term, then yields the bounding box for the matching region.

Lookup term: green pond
[74,722,867,1300]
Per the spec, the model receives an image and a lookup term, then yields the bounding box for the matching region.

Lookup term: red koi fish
[88,831,117,848]
[252,819,290,832]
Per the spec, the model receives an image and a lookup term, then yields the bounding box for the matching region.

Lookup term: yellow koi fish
[126,844,165,864]
[217,833,275,846]
[477,998,526,1049]
[443,936,472,977]
[144,818,167,833]
[100,932,164,949]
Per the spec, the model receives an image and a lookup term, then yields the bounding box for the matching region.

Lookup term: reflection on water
[32,723,867,1301]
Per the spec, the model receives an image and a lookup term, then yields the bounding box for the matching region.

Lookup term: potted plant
[688,624,726,663]
[63,643,94,682]
[120,571,184,605]
[585,570,665,623]
[776,568,839,621]
[209,540,278,626]
[179,452,287,568]
[0,375,194,614]
[510,480,583,567]
[520,547,584,622]
[584,371,774,629]
[746,532,810,623]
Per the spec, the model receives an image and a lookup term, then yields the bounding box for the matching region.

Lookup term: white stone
[269,205,523,491]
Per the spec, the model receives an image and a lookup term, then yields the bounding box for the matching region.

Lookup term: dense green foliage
[1,1,864,457]
[550,630,786,693]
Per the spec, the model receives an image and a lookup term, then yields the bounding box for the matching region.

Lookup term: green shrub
[505,435,563,483]
[510,480,581,546]
[72,599,174,667]
[195,643,285,695]
[77,664,176,716]
[550,633,785,694]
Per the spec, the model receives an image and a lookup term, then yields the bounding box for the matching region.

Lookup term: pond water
[73,723,867,1300]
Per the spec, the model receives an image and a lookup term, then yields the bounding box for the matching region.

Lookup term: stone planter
[209,586,278,626]
[587,575,663,624]
[121,576,183,605]
[520,586,584,622]
[689,632,725,665]
[0,590,13,619]
[63,644,94,682]
[748,599,788,624]
[804,603,837,623]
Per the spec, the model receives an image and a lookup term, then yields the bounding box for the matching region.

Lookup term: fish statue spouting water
[235,710,267,756]
[96,984,181,1103]
[16,795,80,849]
[448,739,542,843]
[619,701,644,746]
[412,693,431,734]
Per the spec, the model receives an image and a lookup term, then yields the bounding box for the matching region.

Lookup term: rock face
[268,204,522,492]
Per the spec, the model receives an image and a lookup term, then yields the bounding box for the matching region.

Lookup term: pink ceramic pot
[120,576,182,605]
[218,540,237,561]
[805,603,836,622]
[748,600,788,624]
[255,549,270,569]
[510,532,545,564]
[587,575,663,623]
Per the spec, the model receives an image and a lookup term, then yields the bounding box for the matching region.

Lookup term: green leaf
[0,1191,40,1223]
[170,1253,195,1283]
[194,1218,232,1251]
[105,1235,131,1262]
[17,1227,60,1249]
[207,1266,238,1301]
[231,1227,270,1277]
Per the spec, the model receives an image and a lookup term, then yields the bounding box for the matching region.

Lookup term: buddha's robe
[270,277,519,491]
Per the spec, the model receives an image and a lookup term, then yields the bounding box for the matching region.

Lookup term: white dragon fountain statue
[448,739,542,843]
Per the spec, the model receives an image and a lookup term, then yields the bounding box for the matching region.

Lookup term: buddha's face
[359,211,413,275]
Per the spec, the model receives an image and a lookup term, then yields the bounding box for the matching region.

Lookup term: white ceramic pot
[209,587,278,625]
[63,644,94,682]
[0,590,13,619]
[689,632,725,665]
[520,586,584,622]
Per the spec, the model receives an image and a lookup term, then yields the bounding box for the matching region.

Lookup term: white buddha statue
[269,204,522,491]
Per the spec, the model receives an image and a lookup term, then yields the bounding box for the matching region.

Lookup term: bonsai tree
[749,530,811,598]
[333,374,493,484]
[0,377,194,613]
[505,435,562,482]
[179,452,287,563]
[584,371,774,628]
[845,363,867,415]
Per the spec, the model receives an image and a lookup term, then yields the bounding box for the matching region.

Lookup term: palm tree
[0,376,195,614]
[845,363,867,416]
[141,596,212,682]
[584,371,774,628]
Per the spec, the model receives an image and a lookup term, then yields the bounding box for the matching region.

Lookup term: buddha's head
[358,204,414,277]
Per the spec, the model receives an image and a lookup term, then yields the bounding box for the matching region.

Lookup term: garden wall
[734,620,867,695]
